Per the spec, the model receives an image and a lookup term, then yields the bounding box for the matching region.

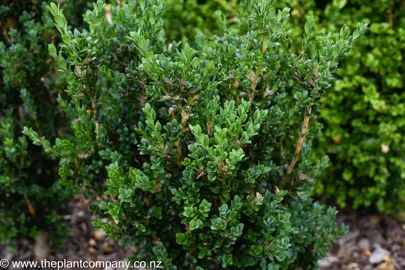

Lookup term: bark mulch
[319,210,405,270]
[0,195,132,270]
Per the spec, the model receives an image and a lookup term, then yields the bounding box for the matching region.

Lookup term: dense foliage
[308,0,405,214]
[163,0,237,42]
[25,0,366,268]
[0,0,89,244]
[0,0,233,245]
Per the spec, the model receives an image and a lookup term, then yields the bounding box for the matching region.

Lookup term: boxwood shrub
[25,0,366,268]
[0,0,229,246]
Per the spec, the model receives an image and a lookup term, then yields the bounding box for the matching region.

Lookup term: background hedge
[309,0,405,214]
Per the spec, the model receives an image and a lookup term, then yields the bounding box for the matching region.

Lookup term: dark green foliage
[0,0,89,244]
[26,0,366,268]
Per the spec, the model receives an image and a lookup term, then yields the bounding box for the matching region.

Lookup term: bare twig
[285,109,311,178]
[144,192,151,208]
[249,148,255,196]
[24,194,36,216]
[279,143,285,177]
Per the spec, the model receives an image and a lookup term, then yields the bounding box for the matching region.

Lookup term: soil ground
[319,209,405,270]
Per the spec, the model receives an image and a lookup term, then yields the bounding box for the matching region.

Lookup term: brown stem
[249,148,255,196]
[285,110,310,178]
[279,143,285,177]
[24,194,36,216]
[189,247,195,270]
[144,192,151,207]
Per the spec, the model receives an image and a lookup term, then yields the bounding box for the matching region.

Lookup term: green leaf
[249,245,263,257]
[230,223,244,237]
[183,206,196,218]
[219,204,229,217]
[190,218,203,230]
[176,233,190,245]
[231,196,243,211]
[54,14,64,27]
[210,217,226,231]
[153,242,168,260]
[221,254,233,268]
[199,199,212,214]
[48,44,57,58]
